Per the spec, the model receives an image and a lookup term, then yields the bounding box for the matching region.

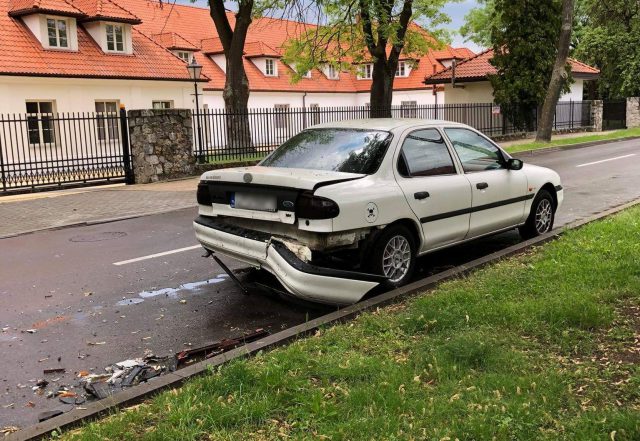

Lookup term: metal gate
[0,108,133,194]
[602,100,627,130]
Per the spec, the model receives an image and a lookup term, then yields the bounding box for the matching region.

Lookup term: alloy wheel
[382,235,411,283]
[535,199,553,234]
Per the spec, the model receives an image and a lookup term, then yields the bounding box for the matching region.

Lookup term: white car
[194,119,563,305]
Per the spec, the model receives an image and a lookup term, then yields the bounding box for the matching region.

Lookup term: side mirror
[507,158,524,170]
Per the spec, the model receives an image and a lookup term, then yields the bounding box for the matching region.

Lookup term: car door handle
[414,191,430,200]
[476,182,489,190]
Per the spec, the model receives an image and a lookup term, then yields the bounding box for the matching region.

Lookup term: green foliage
[459,0,496,47]
[489,0,570,130]
[574,0,640,98]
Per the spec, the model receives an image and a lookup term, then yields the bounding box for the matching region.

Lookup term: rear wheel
[519,190,555,239]
[368,225,416,288]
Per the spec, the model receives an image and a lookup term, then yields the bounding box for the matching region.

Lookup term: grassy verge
[60,206,640,440]
[504,127,640,154]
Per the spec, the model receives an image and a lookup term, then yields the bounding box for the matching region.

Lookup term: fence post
[0,133,5,193]
[570,100,574,130]
[120,106,134,185]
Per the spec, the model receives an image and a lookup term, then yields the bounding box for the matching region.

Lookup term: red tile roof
[152,32,199,51]
[9,0,85,17]
[200,37,223,54]
[71,0,141,24]
[424,48,600,84]
[0,0,198,81]
[244,41,280,58]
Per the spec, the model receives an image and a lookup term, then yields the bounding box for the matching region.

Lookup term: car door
[443,127,528,237]
[394,127,472,251]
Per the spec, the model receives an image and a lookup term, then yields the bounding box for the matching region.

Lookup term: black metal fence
[193,101,593,163]
[602,100,627,130]
[0,110,132,194]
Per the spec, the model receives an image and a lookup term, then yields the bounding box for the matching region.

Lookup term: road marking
[113,245,201,266]
[576,154,636,168]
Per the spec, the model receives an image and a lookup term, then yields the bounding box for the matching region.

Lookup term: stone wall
[128,109,196,184]
[627,97,640,129]
[591,100,603,132]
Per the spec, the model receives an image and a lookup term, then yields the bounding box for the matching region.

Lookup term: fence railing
[193,101,593,163]
[0,111,129,193]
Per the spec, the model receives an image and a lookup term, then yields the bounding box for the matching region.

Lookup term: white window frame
[274,104,290,129]
[265,58,277,76]
[152,101,174,109]
[26,100,56,146]
[95,100,120,142]
[358,63,373,80]
[45,17,69,49]
[301,69,312,78]
[401,101,417,118]
[105,23,125,53]
[175,51,192,63]
[395,61,408,78]
[326,65,339,80]
[309,103,320,125]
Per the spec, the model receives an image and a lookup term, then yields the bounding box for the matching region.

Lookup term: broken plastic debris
[38,410,63,422]
[23,329,37,334]
[44,368,66,374]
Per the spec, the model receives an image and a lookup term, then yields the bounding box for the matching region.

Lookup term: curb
[9,197,640,441]
[506,135,640,156]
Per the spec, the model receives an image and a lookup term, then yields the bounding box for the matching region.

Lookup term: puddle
[116,298,145,306]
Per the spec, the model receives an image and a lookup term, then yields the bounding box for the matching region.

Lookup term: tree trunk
[369,58,395,118]
[536,0,575,142]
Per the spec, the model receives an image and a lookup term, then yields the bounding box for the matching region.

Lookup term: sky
[175,0,482,52]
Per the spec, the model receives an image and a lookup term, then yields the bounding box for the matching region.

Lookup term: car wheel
[368,225,416,288]
[519,189,555,239]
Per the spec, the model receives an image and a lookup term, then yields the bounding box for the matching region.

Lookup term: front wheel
[368,225,417,288]
[519,190,555,239]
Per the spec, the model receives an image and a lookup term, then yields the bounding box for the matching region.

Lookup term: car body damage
[194,120,563,305]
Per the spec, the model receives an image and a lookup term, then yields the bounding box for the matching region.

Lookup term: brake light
[197,182,212,205]
[296,191,340,219]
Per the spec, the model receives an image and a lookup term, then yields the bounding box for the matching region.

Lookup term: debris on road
[22,329,37,334]
[176,328,268,367]
[1,426,19,435]
[38,410,63,422]
[43,368,65,374]
[86,341,106,346]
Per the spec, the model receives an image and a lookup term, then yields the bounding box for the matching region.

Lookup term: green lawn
[504,127,640,154]
[60,206,640,440]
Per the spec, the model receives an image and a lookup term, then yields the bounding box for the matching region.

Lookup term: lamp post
[187,57,204,163]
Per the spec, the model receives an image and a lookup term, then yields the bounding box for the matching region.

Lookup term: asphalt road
[1,138,639,428]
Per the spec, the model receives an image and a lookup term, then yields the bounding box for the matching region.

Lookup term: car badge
[243,173,253,183]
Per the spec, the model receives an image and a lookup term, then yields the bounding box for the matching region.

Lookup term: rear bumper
[193,216,384,305]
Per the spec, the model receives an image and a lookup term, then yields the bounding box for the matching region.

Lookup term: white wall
[560,79,584,101]
[0,76,195,114]
[442,79,585,104]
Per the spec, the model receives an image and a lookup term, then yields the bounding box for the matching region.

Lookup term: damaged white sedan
[194,119,563,305]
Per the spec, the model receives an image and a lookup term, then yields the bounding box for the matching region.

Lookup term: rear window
[260,128,392,174]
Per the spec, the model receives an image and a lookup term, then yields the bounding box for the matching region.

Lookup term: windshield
[259,128,392,174]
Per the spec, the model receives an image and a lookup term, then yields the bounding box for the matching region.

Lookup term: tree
[536,0,575,142]
[283,0,451,117]
[489,0,568,131]
[459,0,496,48]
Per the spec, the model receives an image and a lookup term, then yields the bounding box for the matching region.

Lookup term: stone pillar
[591,100,603,132]
[626,97,640,128]
[128,109,196,184]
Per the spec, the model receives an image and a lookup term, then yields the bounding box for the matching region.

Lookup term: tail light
[197,182,212,205]
[296,191,340,219]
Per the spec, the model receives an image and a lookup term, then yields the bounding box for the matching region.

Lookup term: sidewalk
[497,130,608,148]
[0,178,199,238]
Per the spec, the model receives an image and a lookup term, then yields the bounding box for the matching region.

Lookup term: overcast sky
[175,0,483,52]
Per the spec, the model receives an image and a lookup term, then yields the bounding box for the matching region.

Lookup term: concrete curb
[9,197,640,441]
[506,135,640,156]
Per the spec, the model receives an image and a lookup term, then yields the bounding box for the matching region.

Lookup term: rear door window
[398,128,457,177]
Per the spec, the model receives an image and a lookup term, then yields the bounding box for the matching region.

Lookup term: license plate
[231,192,277,212]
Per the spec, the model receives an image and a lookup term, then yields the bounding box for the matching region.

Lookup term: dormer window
[325,65,339,80]
[265,58,277,76]
[301,70,312,78]
[106,24,124,52]
[46,18,68,48]
[175,51,193,63]
[358,63,373,80]
[395,61,407,77]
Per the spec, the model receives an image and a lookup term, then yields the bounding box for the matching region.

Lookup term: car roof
[310,118,469,131]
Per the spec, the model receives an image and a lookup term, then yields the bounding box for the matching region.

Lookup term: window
[274,104,290,129]
[309,103,320,125]
[358,63,373,79]
[301,70,312,78]
[395,61,407,77]
[176,51,192,62]
[106,24,124,52]
[26,101,55,145]
[95,101,119,141]
[46,18,68,48]
[444,128,505,173]
[326,65,339,80]
[260,129,392,174]
[398,129,456,177]
[401,101,417,118]
[265,58,277,76]
[152,101,174,109]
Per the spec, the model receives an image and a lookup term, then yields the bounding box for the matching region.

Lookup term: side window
[398,129,457,177]
[445,128,505,172]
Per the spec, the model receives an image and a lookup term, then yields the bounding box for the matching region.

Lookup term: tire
[367,224,417,288]
[519,189,555,239]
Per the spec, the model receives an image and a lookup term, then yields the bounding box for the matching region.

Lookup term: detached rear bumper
[193,216,384,305]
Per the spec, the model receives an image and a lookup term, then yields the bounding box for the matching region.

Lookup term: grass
[504,127,640,154]
[58,206,640,440]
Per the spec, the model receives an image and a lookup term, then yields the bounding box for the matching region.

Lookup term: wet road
[1,138,639,428]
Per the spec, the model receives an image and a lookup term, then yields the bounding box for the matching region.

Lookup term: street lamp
[187,57,204,163]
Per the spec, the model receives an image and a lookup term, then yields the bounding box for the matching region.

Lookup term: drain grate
[69,232,128,243]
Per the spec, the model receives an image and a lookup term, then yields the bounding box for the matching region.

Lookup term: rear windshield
[260,128,392,174]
